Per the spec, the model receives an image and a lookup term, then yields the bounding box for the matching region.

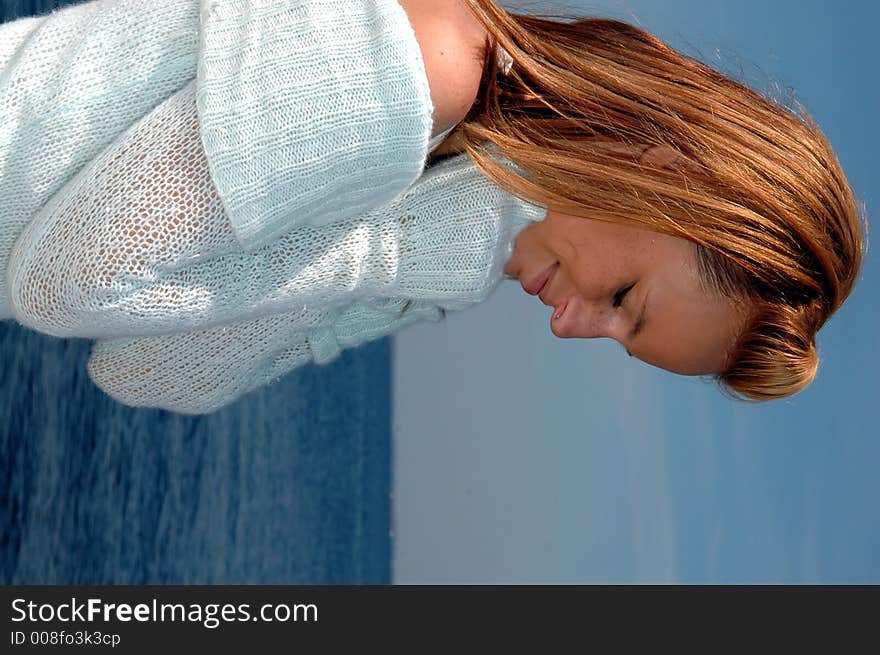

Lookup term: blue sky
[393,0,878,583]
[614,0,879,583]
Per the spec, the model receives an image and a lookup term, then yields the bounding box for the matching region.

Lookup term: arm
[396,0,488,137]
[7,78,544,339]
[195,0,484,250]
[0,0,200,319]
[86,297,444,415]
[0,0,483,318]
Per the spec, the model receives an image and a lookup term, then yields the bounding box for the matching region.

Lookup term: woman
[459,0,865,403]
[4,0,866,412]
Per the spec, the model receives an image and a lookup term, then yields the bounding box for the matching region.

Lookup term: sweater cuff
[196,0,435,251]
[306,324,343,366]
[305,298,443,366]
[393,152,548,311]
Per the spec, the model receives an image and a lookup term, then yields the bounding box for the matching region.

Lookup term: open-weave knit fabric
[73,127,543,414]
[2,0,549,414]
[1,0,439,317]
[7,80,545,342]
[86,296,445,415]
[0,0,200,319]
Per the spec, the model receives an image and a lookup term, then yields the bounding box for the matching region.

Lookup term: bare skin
[503,209,752,376]
[408,3,752,375]
[398,0,489,141]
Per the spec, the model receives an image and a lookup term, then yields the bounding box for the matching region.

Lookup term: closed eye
[613,283,635,309]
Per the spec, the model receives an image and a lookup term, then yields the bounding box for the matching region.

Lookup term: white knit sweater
[7,82,545,413]
[8,77,545,332]
[1,0,439,317]
[2,0,547,414]
[1,0,200,319]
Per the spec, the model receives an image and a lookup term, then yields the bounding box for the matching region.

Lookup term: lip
[525,262,558,296]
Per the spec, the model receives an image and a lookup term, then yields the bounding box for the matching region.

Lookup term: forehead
[545,212,748,375]
[642,256,747,375]
[614,230,745,375]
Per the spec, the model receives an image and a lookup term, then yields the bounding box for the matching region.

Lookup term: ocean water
[0,0,392,585]
[0,320,392,584]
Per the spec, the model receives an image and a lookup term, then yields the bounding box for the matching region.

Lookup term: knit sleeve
[194,0,435,251]
[86,297,444,415]
[0,0,200,319]
[6,76,544,340]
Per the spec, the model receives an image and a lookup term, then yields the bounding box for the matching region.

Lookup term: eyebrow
[625,294,649,357]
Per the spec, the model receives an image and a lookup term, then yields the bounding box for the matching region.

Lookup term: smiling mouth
[537,264,559,303]
[526,262,558,296]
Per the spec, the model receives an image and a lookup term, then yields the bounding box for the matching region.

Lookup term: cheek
[563,242,637,299]
[513,223,553,260]
[545,214,663,296]
[639,294,739,375]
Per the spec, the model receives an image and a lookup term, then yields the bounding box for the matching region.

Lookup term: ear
[638,144,702,173]
[591,142,703,173]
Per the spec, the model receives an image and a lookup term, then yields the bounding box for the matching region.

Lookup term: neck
[428,130,467,163]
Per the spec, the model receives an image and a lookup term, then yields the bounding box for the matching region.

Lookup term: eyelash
[612,283,635,309]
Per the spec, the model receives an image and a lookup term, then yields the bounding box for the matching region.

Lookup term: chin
[550,320,569,338]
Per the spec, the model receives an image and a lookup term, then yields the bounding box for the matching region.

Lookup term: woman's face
[504,208,751,375]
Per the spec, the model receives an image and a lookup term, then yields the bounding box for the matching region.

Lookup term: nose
[557,296,618,340]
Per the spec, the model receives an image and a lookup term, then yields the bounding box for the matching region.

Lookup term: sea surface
[0,0,391,585]
[0,320,392,585]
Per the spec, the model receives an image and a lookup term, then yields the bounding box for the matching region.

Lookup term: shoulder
[396,1,489,137]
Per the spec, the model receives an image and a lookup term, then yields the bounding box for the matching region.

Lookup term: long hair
[452,0,867,401]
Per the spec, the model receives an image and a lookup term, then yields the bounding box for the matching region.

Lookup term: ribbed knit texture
[0,0,436,316]
[78,141,545,414]
[0,0,201,320]
[2,0,549,414]
[86,297,444,415]
[7,75,545,342]
[196,0,435,251]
